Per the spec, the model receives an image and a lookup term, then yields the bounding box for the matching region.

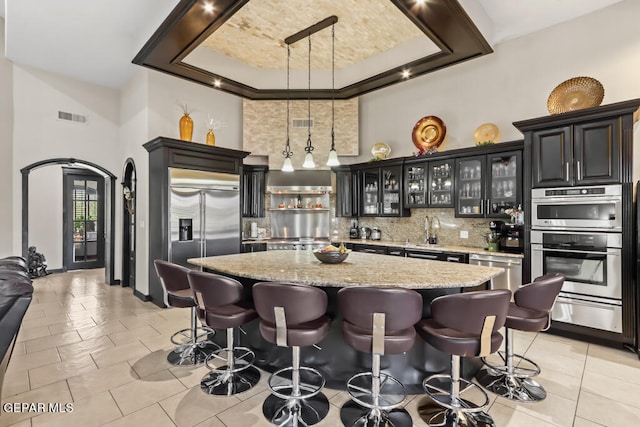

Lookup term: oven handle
[531,197,621,204]
[531,247,618,256]
[557,295,622,307]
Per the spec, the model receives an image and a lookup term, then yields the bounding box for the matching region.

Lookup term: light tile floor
[2,269,640,426]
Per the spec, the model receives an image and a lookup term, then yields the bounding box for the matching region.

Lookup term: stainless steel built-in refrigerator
[168,168,240,267]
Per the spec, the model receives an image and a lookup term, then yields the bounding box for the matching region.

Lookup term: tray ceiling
[133,0,492,100]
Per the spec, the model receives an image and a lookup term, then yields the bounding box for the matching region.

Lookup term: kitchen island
[188,250,504,392]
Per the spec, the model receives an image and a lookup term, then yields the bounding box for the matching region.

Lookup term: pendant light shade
[326,23,340,167]
[302,152,316,168]
[326,147,340,166]
[281,156,294,172]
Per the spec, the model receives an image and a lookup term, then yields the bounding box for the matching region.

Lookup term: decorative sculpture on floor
[27,246,49,278]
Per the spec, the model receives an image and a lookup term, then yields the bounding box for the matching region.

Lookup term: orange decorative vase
[179,113,194,141]
[206,129,216,146]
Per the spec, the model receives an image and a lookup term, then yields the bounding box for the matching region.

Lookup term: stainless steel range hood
[266,170,333,194]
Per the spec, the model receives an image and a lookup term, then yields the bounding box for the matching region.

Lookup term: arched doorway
[121,159,136,290]
[21,158,117,285]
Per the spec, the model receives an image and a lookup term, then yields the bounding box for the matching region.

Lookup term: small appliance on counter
[500,223,524,253]
[371,227,381,240]
[360,227,372,240]
[349,219,359,239]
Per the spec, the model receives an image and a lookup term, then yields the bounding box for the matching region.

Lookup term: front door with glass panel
[63,169,105,270]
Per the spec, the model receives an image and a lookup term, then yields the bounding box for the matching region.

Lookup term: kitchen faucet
[424,216,430,244]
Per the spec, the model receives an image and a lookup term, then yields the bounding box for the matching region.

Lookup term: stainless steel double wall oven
[531,184,623,333]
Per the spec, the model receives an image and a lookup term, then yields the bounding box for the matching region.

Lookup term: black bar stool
[187,270,260,396]
[338,287,423,427]
[153,260,217,366]
[253,281,331,427]
[476,273,564,402]
[416,289,511,427]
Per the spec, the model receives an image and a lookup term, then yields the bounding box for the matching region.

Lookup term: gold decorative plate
[547,76,604,115]
[371,142,392,159]
[473,123,499,144]
[412,116,446,150]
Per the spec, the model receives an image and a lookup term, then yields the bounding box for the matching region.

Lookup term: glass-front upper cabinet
[487,151,522,217]
[360,164,409,217]
[455,156,485,217]
[455,151,522,218]
[405,159,454,208]
[361,169,379,215]
[405,163,427,207]
[428,159,454,207]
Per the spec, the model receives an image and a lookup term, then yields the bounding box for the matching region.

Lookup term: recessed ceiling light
[203,3,214,13]
[416,0,426,5]
[402,70,411,79]
[214,79,221,87]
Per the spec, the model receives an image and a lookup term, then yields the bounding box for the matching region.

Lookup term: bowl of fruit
[313,244,351,264]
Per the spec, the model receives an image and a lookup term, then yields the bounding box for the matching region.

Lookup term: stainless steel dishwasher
[469,254,522,293]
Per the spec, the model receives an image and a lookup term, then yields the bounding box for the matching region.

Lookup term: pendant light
[281,45,294,172]
[302,35,316,168]
[326,23,340,167]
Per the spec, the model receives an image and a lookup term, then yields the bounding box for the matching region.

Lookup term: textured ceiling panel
[201,0,428,70]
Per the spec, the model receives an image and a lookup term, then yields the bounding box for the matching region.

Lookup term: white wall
[147,71,244,150]
[11,65,121,270]
[356,0,640,163]
[0,18,14,256]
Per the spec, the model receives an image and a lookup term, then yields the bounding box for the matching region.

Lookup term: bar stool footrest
[346,372,407,411]
[268,366,325,401]
[167,341,219,366]
[170,326,215,346]
[205,346,256,374]
[423,374,489,413]
[476,368,547,402]
[481,352,541,379]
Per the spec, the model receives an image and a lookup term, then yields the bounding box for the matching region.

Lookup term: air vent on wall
[292,119,313,128]
[58,111,88,124]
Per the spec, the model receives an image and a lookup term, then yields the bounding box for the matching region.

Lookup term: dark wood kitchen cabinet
[242,165,267,217]
[333,166,358,217]
[455,150,522,219]
[405,158,455,208]
[530,117,620,188]
[355,160,410,217]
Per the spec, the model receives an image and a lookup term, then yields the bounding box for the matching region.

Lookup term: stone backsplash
[243,192,492,248]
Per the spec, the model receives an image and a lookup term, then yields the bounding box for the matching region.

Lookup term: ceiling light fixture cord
[282,45,292,160]
[331,24,335,150]
[305,35,313,156]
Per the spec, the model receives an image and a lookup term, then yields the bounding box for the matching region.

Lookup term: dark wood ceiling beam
[132,0,492,100]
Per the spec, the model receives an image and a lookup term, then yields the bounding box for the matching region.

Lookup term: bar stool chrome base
[477,327,546,402]
[167,307,217,366]
[476,369,546,402]
[201,339,260,396]
[417,397,495,427]
[263,392,330,427]
[340,400,413,427]
[201,364,260,396]
[263,348,329,426]
[167,341,218,366]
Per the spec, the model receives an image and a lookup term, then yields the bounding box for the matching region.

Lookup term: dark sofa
[0,258,33,400]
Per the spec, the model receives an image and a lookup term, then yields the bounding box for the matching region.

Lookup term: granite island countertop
[188,250,504,289]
